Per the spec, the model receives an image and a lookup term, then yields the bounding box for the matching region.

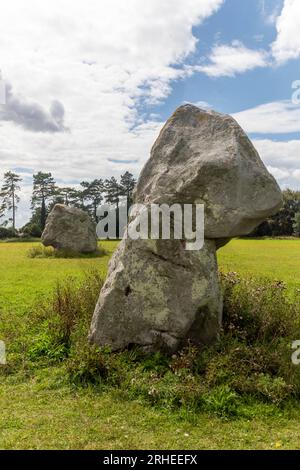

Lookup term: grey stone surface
[89,237,222,352]
[135,104,282,238]
[42,204,97,253]
[90,104,283,353]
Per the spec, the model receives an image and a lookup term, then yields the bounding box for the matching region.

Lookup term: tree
[31,172,56,230]
[105,177,122,209]
[293,212,300,237]
[251,189,300,237]
[104,177,124,238]
[0,171,22,230]
[55,187,79,206]
[21,222,42,238]
[119,172,136,207]
[80,179,104,221]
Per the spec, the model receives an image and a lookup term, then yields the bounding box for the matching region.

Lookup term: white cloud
[233,101,300,134]
[266,165,291,181]
[0,0,224,226]
[259,0,282,25]
[194,41,269,77]
[254,139,300,171]
[292,169,300,181]
[0,84,67,132]
[252,138,300,189]
[183,100,212,109]
[272,0,300,63]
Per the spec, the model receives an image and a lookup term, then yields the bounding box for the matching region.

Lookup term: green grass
[0,241,118,314]
[218,238,300,290]
[3,238,299,315]
[1,370,300,450]
[1,238,300,450]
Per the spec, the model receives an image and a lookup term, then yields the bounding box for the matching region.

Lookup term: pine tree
[104,177,123,238]
[119,171,136,207]
[79,179,104,221]
[0,171,22,230]
[31,172,56,230]
[56,187,78,206]
[105,177,122,209]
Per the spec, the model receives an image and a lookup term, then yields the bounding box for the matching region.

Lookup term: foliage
[27,244,107,259]
[293,212,300,237]
[65,272,300,411]
[2,240,300,449]
[2,170,300,239]
[21,222,42,238]
[79,179,104,221]
[120,171,136,207]
[0,171,22,229]
[252,189,300,237]
[5,171,137,232]
[104,176,122,208]
[3,261,300,417]
[0,226,18,239]
[31,172,57,230]
[102,173,136,237]
[104,173,136,208]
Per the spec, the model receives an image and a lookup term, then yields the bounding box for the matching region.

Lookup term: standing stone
[89,237,222,352]
[135,104,282,238]
[42,204,97,253]
[89,105,283,353]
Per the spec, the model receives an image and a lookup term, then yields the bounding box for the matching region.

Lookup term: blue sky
[154,0,300,139]
[157,0,285,115]
[0,0,300,225]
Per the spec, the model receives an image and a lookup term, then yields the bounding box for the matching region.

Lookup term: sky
[0,0,300,226]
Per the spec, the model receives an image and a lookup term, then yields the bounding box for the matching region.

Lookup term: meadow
[1,239,300,450]
[218,238,300,291]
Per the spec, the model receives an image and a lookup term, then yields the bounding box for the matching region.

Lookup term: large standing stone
[89,105,283,353]
[135,104,282,238]
[42,204,97,253]
[89,236,222,352]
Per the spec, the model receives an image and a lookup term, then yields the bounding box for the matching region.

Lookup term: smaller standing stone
[42,204,97,253]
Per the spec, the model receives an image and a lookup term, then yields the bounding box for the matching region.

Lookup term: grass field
[0,240,119,314]
[1,239,300,450]
[219,238,300,291]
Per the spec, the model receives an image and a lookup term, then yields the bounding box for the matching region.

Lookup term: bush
[3,269,300,417]
[199,272,300,404]
[202,385,239,417]
[22,223,42,238]
[0,270,103,373]
[61,269,300,413]
[0,227,18,239]
[43,270,104,352]
[27,244,107,259]
[293,212,300,237]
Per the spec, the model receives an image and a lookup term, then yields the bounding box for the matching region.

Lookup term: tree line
[1,171,300,239]
[251,189,300,237]
[0,170,136,237]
